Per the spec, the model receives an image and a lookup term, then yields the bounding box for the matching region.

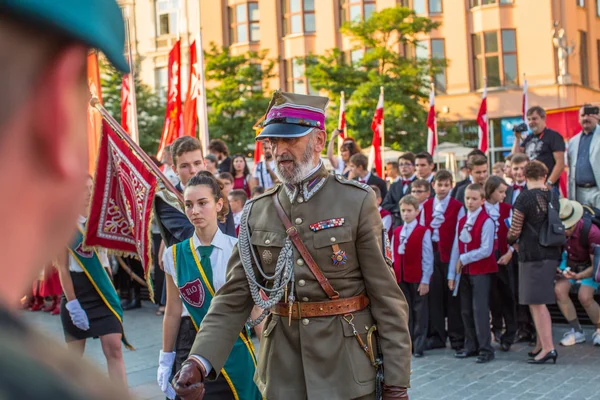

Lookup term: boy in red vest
[410,179,431,220]
[392,195,433,357]
[448,183,498,363]
[420,170,465,350]
[371,185,392,238]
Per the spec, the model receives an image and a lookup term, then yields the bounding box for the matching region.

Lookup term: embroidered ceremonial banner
[85,120,157,299]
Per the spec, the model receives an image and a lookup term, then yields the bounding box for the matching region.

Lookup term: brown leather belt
[272,293,369,319]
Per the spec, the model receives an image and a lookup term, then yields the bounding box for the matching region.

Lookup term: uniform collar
[192,228,227,250]
[78,215,87,225]
[484,201,499,212]
[466,207,483,222]
[283,161,328,204]
[434,194,451,209]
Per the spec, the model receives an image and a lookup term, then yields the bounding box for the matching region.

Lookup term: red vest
[393,224,427,283]
[496,202,511,254]
[457,209,498,275]
[423,196,462,263]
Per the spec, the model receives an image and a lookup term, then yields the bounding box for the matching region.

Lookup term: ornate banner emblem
[85,121,158,297]
[179,278,206,308]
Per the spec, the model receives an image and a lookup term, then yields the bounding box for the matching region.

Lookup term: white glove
[157,350,177,400]
[65,299,90,331]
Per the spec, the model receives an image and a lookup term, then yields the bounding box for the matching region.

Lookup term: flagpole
[91,98,184,204]
[196,29,210,156]
[125,16,139,144]
[380,86,385,179]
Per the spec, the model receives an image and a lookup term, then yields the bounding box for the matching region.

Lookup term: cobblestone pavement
[24,304,600,400]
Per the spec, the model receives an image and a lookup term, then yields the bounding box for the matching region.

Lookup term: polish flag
[182,41,198,137]
[121,73,131,134]
[338,92,346,139]
[157,40,182,159]
[477,81,488,154]
[426,87,437,156]
[369,89,384,177]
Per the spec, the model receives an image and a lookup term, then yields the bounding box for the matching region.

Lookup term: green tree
[204,43,275,155]
[304,7,445,153]
[100,60,165,154]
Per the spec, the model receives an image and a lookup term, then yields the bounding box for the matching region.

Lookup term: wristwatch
[546,180,553,186]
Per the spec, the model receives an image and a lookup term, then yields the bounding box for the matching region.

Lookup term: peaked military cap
[2,0,129,73]
[257,90,330,139]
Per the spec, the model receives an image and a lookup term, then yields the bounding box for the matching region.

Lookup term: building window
[431,39,447,93]
[340,1,376,23]
[597,0,600,16]
[472,29,518,89]
[470,0,513,7]
[577,0,585,7]
[285,58,317,94]
[155,67,168,103]
[580,31,589,86]
[414,0,426,14]
[282,0,315,35]
[398,0,410,6]
[156,0,179,36]
[429,0,442,13]
[228,2,260,44]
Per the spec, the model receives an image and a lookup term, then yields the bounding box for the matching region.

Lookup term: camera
[583,106,599,116]
[512,123,528,133]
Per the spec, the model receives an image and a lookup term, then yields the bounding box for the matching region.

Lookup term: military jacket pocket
[251,230,287,274]
[313,225,354,272]
[340,311,376,385]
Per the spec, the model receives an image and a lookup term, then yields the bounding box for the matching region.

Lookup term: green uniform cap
[1,0,129,73]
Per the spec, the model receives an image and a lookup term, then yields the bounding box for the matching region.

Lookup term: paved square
[25,305,600,399]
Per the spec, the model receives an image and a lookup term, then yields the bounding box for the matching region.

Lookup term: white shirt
[69,216,110,272]
[512,181,526,204]
[419,195,466,240]
[391,220,434,284]
[163,229,238,318]
[378,206,392,234]
[252,160,276,189]
[232,211,242,228]
[447,207,495,280]
[334,157,346,175]
[162,165,181,187]
[358,172,371,184]
[402,174,416,194]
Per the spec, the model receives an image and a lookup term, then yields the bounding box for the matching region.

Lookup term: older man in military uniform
[174,92,412,400]
[0,1,133,399]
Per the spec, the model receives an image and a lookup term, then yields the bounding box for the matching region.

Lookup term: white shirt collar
[303,160,323,181]
[362,171,372,183]
[78,215,87,225]
[484,201,499,211]
[434,194,451,208]
[403,219,417,233]
[466,207,482,221]
[192,227,228,250]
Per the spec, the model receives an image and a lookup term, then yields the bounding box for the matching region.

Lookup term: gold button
[295,218,303,224]
[265,239,271,245]
[330,237,336,243]
[298,279,306,287]
[297,259,305,266]
[302,297,309,302]
[298,197,304,203]
[302,318,309,325]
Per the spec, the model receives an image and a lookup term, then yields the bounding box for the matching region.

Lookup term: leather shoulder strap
[272,193,339,300]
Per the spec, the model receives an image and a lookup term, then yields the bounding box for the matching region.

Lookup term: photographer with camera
[567,105,600,209]
[512,106,565,195]
[251,140,278,190]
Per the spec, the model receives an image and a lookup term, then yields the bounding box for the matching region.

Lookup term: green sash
[69,228,133,350]
[173,238,261,400]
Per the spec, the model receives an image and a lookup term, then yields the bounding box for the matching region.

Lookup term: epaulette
[247,183,282,204]
[334,174,371,192]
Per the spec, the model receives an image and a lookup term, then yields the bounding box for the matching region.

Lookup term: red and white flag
[426,87,437,156]
[522,78,528,120]
[338,92,346,139]
[157,40,182,159]
[477,81,488,154]
[121,73,131,134]
[369,89,384,177]
[182,40,198,138]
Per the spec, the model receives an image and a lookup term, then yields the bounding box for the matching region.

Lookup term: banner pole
[90,98,184,204]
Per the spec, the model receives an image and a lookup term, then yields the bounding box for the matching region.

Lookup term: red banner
[157,40,182,159]
[121,74,131,134]
[85,120,157,294]
[182,40,198,137]
[370,91,384,177]
[87,52,103,175]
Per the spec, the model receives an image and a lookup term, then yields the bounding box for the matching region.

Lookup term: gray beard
[274,139,316,185]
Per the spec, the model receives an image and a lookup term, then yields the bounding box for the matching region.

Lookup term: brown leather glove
[173,357,206,400]
[382,384,409,399]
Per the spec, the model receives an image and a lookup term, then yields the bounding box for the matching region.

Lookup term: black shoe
[414,351,424,358]
[455,350,478,358]
[427,339,446,350]
[527,348,542,358]
[528,349,557,365]
[476,352,495,363]
[500,342,511,352]
[450,341,464,351]
[492,330,502,344]
[122,299,141,310]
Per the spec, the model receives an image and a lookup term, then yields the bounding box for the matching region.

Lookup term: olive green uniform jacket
[190,165,411,400]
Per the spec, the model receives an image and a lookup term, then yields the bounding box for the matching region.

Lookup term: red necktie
[359,179,366,184]
[402,180,412,186]
[513,184,524,191]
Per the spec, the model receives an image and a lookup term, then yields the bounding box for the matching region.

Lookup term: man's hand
[418,283,429,296]
[331,128,341,139]
[448,280,455,291]
[173,358,206,400]
[455,259,463,275]
[383,384,409,399]
[498,251,512,266]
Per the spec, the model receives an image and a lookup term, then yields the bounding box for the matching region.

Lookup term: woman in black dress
[508,160,561,364]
